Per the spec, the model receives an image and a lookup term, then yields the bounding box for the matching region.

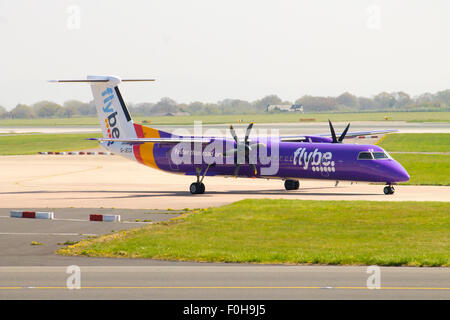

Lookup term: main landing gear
[284,180,300,190]
[190,165,213,194]
[384,185,395,195]
[190,182,205,194]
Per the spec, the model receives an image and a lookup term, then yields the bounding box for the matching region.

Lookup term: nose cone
[390,162,410,182]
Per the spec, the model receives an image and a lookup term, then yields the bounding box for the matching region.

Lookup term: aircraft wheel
[383,186,395,195]
[284,180,299,190]
[190,182,205,194]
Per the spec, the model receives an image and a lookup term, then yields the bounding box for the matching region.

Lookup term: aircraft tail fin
[87,75,144,139]
[49,76,171,139]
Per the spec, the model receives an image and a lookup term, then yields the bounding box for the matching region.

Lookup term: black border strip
[114,86,132,122]
[2,300,446,319]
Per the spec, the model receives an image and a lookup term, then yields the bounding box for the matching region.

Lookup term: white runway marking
[52,218,150,224]
[0,232,97,236]
[1,216,150,224]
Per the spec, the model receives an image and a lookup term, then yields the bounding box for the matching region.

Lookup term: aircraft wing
[87,137,212,144]
[280,129,397,142]
[329,129,398,139]
[89,128,397,144]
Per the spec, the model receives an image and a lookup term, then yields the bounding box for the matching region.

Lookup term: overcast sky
[0,0,449,109]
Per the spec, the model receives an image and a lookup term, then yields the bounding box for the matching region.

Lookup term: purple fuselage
[149,138,410,184]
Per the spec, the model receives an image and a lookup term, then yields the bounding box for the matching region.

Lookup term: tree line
[1,89,449,119]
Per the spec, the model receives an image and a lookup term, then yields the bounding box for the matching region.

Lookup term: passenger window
[373,152,388,159]
[358,152,373,160]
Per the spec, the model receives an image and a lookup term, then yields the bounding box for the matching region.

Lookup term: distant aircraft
[50,75,409,195]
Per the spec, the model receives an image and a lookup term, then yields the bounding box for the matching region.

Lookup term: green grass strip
[393,154,450,186]
[379,133,450,153]
[57,200,450,267]
[0,133,102,155]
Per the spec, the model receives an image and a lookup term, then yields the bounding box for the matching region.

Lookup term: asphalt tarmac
[0,208,181,266]
[0,266,448,300]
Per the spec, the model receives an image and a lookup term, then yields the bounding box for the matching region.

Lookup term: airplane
[50,75,410,195]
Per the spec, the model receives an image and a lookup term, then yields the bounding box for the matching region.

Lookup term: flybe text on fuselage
[293,147,336,172]
[102,87,120,141]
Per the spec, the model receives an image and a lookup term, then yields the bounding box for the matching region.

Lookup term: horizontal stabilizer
[87,137,212,144]
[48,79,155,83]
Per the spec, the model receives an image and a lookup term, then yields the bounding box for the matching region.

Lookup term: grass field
[392,154,450,186]
[57,199,450,267]
[375,133,450,185]
[378,133,450,152]
[0,117,100,126]
[0,133,101,155]
[1,111,449,126]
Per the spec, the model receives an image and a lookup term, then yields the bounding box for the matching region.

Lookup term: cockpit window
[358,152,373,160]
[373,152,388,159]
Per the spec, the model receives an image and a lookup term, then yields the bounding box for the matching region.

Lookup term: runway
[0,266,449,300]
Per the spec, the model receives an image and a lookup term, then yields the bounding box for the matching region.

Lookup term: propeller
[328,120,350,143]
[225,122,264,177]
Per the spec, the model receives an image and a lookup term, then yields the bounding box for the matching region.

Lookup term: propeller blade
[338,123,351,142]
[248,142,266,150]
[223,148,237,157]
[233,164,241,177]
[229,125,239,143]
[244,122,254,144]
[229,122,257,177]
[328,120,338,143]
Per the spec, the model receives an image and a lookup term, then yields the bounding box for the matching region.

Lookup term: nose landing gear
[384,185,395,195]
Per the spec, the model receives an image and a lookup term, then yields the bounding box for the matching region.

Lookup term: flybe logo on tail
[102,87,120,142]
